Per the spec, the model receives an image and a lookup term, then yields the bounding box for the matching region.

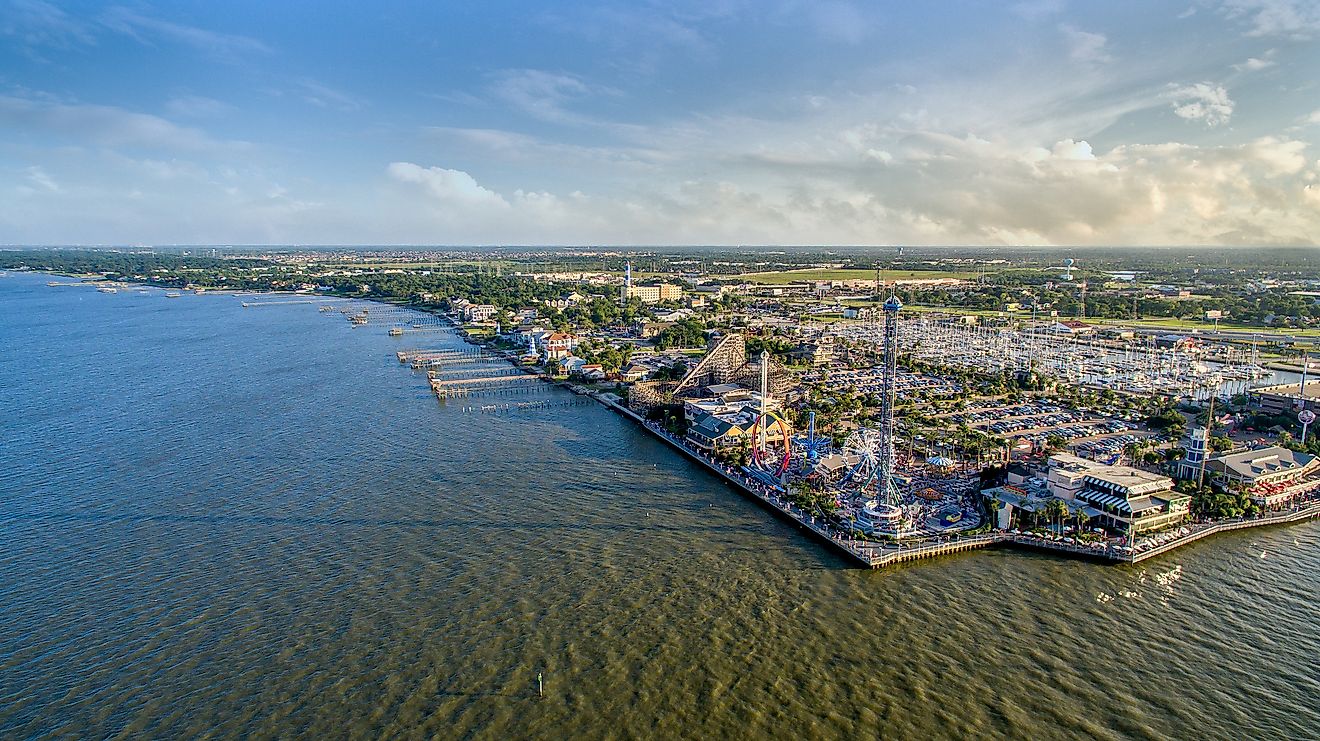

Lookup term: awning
[1082,492,1132,514]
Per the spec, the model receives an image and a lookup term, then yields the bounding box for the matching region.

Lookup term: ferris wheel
[840,428,884,490]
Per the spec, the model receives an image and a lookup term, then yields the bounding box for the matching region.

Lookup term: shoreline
[35,275,1315,571]
[423,307,1320,570]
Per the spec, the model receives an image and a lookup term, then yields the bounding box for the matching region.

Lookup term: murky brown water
[2,272,1317,739]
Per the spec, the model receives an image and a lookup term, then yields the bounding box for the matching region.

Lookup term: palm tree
[1043,498,1069,535]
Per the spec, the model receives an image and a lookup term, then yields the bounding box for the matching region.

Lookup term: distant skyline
[3,1,1319,246]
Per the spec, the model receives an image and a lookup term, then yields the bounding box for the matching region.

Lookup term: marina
[829,316,1285,400]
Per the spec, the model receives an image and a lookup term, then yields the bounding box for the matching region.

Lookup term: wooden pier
[429,372,542,398]
[241,299,333,307]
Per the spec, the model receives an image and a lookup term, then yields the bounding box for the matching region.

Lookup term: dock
[241,299,334,307]
[429,373,541,397]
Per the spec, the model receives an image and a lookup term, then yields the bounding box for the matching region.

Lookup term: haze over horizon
[3,1,1319,247]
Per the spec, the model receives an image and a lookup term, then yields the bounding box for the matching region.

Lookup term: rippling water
[1,272,1317,740]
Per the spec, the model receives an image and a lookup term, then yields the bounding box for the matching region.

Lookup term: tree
[1031,498,1069,534]
[656,319,707,349]
[545,359,562,377]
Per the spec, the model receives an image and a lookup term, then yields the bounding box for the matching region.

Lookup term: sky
[2,1,1319,247]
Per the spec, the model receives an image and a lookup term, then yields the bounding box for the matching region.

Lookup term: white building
[463,304,497,322]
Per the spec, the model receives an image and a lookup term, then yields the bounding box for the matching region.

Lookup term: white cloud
[377,134,1318,247]
[100,7,270,59]
[1245,136,1307,175]
[1232,56,1276,71]
[1061,25,1111,65]
[2,0,96,52]
[294,79,364,111]
[20,165,59,192]
[489,69,604,125]
[0,94,243,151]
[1219,0,1320,38]
[386,162,509,209]
[165,95,232,118]
[1307,110,1320,124]
[1050,139,1096,160]
[1168,82,1235,125]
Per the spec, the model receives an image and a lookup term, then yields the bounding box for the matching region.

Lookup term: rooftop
[1211,446,1317,480]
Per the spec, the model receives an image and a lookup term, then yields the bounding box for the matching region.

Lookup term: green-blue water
[1,271,1317,739]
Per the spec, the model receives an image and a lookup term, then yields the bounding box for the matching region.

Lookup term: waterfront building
[463,304,497,322]
[1205,447,1320,508]
[1249,380,1320,415]
[539,332,578,360]
[685,411,750,451]
[983,482,1087,530]
[1044,454,1188,533]
[682,394,773,424]
[1048,320,1097,336]
[686,415,740,450]
[620,364,649,382]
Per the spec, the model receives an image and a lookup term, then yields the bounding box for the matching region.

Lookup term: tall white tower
[620,261,633,304]
[878,295,902,506]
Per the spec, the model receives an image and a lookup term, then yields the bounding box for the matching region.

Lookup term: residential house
[540,332,578,360]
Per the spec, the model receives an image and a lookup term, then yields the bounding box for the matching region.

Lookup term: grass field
[737,268,978,284]
[825,299,1319,337]
[1085,317,1320,337]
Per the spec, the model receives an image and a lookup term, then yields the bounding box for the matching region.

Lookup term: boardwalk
[408,311,1320,571]
[590,393,1320,570]
[1129,505,1320,563]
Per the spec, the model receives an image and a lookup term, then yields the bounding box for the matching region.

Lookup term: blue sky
[2,1,1319,245]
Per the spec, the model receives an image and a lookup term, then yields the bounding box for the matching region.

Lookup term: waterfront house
[540,332,578,360]
[463,304,497,323]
